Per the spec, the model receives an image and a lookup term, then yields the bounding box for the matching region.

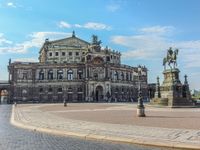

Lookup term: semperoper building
[8,32,148,103]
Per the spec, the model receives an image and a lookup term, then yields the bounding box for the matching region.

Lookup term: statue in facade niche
[163,47,179,70]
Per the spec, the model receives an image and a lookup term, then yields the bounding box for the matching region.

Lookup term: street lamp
[137,66,145,117]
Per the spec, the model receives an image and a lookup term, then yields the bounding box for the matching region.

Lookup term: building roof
[39,32,90,53]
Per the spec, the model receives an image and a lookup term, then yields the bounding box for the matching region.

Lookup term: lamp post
[137,66,145,117]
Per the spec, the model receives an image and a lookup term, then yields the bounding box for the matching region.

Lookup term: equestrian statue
[163,47,179,70]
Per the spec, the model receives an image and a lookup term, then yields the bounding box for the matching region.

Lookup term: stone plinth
[151,68,194,107]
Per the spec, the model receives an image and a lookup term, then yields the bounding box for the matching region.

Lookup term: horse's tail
[163,57,166,66]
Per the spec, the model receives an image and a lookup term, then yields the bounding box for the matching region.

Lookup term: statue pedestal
[151,68,193,107]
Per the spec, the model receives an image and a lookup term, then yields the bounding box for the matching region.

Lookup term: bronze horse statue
[163,47,179,70]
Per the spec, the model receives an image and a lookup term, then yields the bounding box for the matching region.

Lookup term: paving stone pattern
[0,105,163,150]
[13,104,200,149]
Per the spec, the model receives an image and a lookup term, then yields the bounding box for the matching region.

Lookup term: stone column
[155,76,161,98]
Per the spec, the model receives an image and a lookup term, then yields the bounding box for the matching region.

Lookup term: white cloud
[111,25,200,69]
[106,0,126,12]
[7,2,16,8]
[58,21,111,30]
[74,24,82,28]
[111,34,169,59]
[139,26,175,35]
[0,32,71,54]
[0,33,13,45]
[178,42,200,68]
[58,21,71,28]
[106,4,120,12]
[83,22,111,30]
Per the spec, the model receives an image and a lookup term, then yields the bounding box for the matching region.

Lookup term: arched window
[22,89,27,94]
[94,73,98,80]
[77,87,83,92]
[48,87,53,93]
[77,70,83,79]
[121,72,124,80]
[57,87,62,93]
[126,72,129,81]
[115,87,119,93]
[68,87,73,92]
[57,70,63,80]
[39,87,43,93]
[122,87,124,93]
[48,70,53,80]
[67,69,73,80]
[39,70,44,80]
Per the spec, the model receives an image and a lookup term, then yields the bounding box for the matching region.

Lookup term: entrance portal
[95,85,103,102]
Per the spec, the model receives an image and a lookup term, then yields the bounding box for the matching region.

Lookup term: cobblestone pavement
[0,104,168,150]
[11,103,200,149]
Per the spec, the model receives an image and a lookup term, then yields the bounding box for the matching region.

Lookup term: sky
[0,0,200,90]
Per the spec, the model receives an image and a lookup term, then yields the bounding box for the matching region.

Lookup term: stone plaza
[11,103,200,149]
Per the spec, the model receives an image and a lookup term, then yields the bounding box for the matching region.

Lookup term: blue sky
[0,0,200,90]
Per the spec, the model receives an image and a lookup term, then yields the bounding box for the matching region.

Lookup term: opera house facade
[8,32,148,103]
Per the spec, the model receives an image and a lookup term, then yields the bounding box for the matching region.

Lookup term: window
[78,94,83,101]
[106,56,110,62]
[39,88,43,93]
[121,72,124,80]
[57,70,63,79]
[76,52,79,56]
[55,52,59,56]
[68,87,73,92]
[58,87,62,93]
[48,87,53,93]
[81,57,85,62]
[62,52,65,56]
[126,73,129,81]
[22,73,27,80]
[49,52,52,57]
[48,70,53,80]
[87,55,91,61]
[39,70,44,80]
[77,70,83,79]
[69,52,72,56]
[67,69,73,80]
[94,73,98,79]
[114,71,118,80]
[77,87,83,92]
[115,87,119,93]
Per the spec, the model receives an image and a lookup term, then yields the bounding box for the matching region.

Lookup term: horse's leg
[169,62,172,69]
